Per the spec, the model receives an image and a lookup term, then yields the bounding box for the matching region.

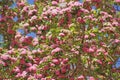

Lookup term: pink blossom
[52,58,60,65]
[1,54,10,60]
[22,6,29,12]
[17,1,25,7]
[21,49,27,55]
[20,58,25,64]
[33,37,38,42]
[41,78,47,80]
[84,35,89,39]
[52,1,58,6]
[7,29,15,34]
[0,60,6,66]
[114,39,120,43]
[15,33,22,39]
[63,58,68,64]
[74,2,82,6]
[115,0,120,2]
[58,74,66,78]
[77,75,85,80]
[55,70,60,76]
[89,76,95,80]
[90,33,96,37]
[77,17,85,23]
[21,71,27,78]
[36,74,43,78]
[15,73,21,78]
[16,71,27,78]
[31,27,37,31]
[96,60,102,64]
[50,63,55,67]
[30,15,37,21]
[32,50,38,54]
[28,64,37,72]
[74,51,79,54]
[28,55,33,60]
[59,33,65,37]
[44,65,49,70]
[51,9,58,16]
[51,47,62,55]
[10,57,17,62]
[26,63,32,67]
[88,48,94,53]
[82,47,89,53]
[13,67,20,73]
[86,0,91,2]
[28,9,37,16]
[61,67,66,73]
[7,50,14,54]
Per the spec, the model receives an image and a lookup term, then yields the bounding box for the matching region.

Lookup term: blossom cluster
[0,0,120,80]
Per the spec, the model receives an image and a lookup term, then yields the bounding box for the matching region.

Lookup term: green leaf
[69,23,76,32]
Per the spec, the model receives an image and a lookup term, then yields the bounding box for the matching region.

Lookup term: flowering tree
[0,0,120,80]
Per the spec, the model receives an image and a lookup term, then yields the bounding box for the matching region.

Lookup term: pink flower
[16,71,27,78]
[58,74,66,78]
[62,58,68,64]
[44,65,49,70]
[28,9,37,16]
[96,60,102,64]
[31,27,37,31]
[115,0,120,2]
[21,49,27,55]
[90,33,96,37]
[51,47,62,55]
[7,29,15,34]
[84,35,89,39]
[26,63,32,67]
[28,64,37,72]
[74,2,82,6]
[20,58,25,64]
[22,6,29,12]
[17,1,25,7]
[0,60,6,66]
[21,71,27,78]
[13,67,20,73]
[114,39,120,43]
[77,75,85,80]
[77,17,85,24]
[59,33,65,37]
[52,1,58,6]
[28,55,33,60]
[30,15,37,21]
[32,50,38,54]
[15,73,21,78]
[82,47,89,53]
[50,63,55,67]
[52,59,60,65]
[1,54,10,60]
[23,23,29,28]
[61,67,66,73]
[74,51,79,55]
[41,78,47,80]
[10,57,17,62]
[89,76,95,80]
[36,74,43,78]
[86,0,91,2]
[55,70,60,76]
[7,50,14,54]
[51,9,58,16]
